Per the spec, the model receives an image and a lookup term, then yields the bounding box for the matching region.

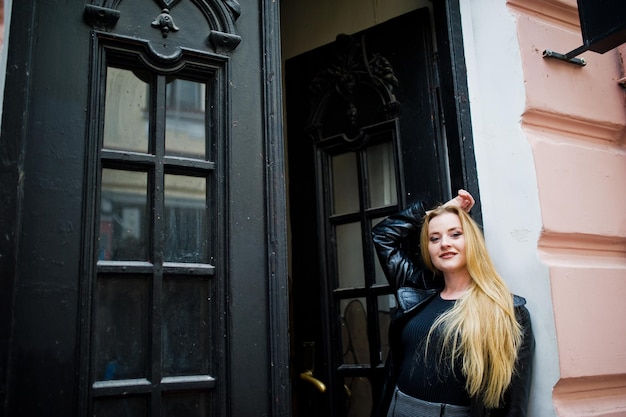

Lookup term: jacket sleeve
[491,304,535,417]
[371,201,431,290]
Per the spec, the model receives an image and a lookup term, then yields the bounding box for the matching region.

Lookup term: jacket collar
[395,286,438,314]
[396,286,527,314]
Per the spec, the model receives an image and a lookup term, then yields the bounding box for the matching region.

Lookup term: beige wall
[281,0,430,60]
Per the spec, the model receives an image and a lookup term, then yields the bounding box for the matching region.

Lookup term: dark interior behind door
[286,8,447,417]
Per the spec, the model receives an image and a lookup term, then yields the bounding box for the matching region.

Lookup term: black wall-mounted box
[577,0,626,53]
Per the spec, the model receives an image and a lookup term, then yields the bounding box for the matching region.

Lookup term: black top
[397,294,470,406]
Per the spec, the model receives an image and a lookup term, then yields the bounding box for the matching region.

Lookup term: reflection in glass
[340,298,369,366]
[336,222,364,289]
[99,169,148,261]
[371,217,388,286]
[94,396,148,417]
[377,294,395,364]
[104,67,150,153]
[164,174,208,263]
[344,376,372,417]
[367,142,397,209]
[166,78,206,159]
[94,277,148,381]
[332,152,359,215]
[162,278,211,377]
[163,392,210,417]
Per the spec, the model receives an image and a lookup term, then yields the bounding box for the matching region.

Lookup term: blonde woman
[372,190,534,417]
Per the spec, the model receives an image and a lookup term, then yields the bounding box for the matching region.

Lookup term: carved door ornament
[151,8,180,38]
[154,0,182,8]
[83,0,243,57]
[306,34,400,148]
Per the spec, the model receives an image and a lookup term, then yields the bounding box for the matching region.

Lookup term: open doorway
[282,2,478,416]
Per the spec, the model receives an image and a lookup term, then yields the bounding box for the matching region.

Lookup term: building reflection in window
[99,71,210,263]
[164,174,208,263]
[103,67,150,153]
[166,78,207,160]
[99,169,149,261]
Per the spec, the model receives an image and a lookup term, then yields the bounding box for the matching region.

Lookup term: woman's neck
[440,270,472,300]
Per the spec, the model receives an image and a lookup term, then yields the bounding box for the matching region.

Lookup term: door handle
[299,370,326,393]
[300,341,326,392]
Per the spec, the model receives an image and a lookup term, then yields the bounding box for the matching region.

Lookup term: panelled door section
[2,0,286,415]
[85,38,226,417]
[320,126,402,417]
[77,1,252,415]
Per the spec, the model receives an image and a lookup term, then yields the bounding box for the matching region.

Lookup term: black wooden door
[286,9,451,417]
[0,1,288,416]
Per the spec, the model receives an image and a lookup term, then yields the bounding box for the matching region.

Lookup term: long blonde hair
[419,205,522,408]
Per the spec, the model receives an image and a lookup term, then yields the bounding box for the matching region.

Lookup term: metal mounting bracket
[542,44,588,66]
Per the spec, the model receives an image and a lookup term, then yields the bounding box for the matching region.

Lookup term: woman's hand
[444,189,475,212]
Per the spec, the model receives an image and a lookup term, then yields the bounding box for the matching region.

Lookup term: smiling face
[426,211,468,276]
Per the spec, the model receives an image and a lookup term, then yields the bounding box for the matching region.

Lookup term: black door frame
[431,0,480,214]
[262,0,291,415]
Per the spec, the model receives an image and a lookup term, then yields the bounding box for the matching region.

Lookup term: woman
[372,190,534,417]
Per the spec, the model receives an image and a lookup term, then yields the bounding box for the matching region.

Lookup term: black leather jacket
[372,202,535,417]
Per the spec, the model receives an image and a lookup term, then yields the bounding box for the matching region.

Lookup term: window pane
[367,142,397,209]
[164,174,208,263]
[340,298,369,366]
[94,396,148,417]
[166,78,206,159]
[336,222,364,289]
[332,152,359,215]
[94,276,149,381]
[371,217,388,286]
[344,376,372,417]
[163,392,211,417]
[162,278,211,377]
[377,294,394,364]
[104,67,150,153]
[99,169,148,261]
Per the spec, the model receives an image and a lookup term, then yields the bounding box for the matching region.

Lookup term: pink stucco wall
[509,0,626,415]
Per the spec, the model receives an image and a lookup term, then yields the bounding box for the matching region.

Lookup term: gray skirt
[387,387,471,417]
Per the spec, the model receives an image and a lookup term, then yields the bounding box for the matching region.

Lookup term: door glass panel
[367,142,397,209]
[166,78,206,159]
[344,376,372,417]
[94,276,149,381]
[99,169,148,261]
[163,392,210,417]
[93,52,222,415]
[332,152,359,215]
[104,67,150,153]
[336,222,364,289]
[340,298,369,365]
[94,396,148,417]
[164,174,207,263]
[371,217,388,286]
[377,294,394,363]
[162,277,211,377]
